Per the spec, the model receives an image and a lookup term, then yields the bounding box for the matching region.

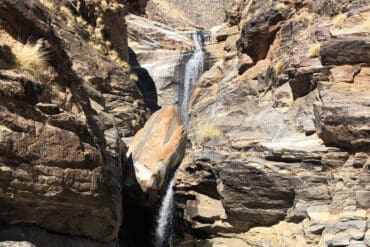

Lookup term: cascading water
[180,32,205,128]
[154,31,206,247]
[154,174,176,247]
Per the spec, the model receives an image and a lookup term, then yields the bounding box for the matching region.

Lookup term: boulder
[330,65,359,83]
[314,73,370,149]
[320,37,370,65]
[127,105,186,205]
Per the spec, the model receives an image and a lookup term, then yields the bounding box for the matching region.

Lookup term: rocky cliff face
[0,0,148,245]
[0,0,369,246]
[127,14,193,109]
[174,0,370,246]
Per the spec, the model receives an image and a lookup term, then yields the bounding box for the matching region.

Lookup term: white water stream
[154,174,176,247]
[154,32,205,247]
[180,32,205,127]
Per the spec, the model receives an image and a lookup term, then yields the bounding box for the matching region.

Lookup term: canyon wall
[174,0,370,246]
[0,0,369,246]
[0,0,148,245]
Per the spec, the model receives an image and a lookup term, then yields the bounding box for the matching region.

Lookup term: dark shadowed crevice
[129,47,160,113]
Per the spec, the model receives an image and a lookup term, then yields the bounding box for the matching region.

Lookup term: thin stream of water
[180,32,205,128]
[154,31,205,247]
[154,174,176,247]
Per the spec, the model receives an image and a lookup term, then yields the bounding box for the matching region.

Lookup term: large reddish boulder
[126,105,186,205]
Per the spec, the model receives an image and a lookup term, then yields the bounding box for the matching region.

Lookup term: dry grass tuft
[94,28,104,40]
[364,18,370,33]
[191,87,202,102]
[199,125,223,143]
[101,0,108,11]
[307,43,321,57]
[39,0,56,12]
[93,44,106,54]
[96,17,104,25]
[130,72,139,82]
[76,16,88,26]
[332,13,346,28]
[111,3,121,12]
[273,60,285,76]
[276,3,288,10]
[13,42,48,79]
[307,13,317,25]
[109,50,130,69]
[60,5,73,19]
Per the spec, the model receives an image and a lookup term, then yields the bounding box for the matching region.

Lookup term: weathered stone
[314,80,370,149]
[237,1,292,63]
[330,65,359,83]
[238,53,254,75]
[127,14,193,108]
[36,103,60,115]
[240,59,270,80]
[0,225,115,247]
[127,105,186,205]
[0,0,148,243]
[214,161,295,232]
[184,193,226,223]
[175,2,370,245]
[321,37,370,65]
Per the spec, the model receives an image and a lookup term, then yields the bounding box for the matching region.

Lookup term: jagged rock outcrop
[174,0,370,246]
[0,0,148,245]
[125,105,186,205]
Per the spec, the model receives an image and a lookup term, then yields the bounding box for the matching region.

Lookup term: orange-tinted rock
[127,105,186,203]
[330,65,359,83]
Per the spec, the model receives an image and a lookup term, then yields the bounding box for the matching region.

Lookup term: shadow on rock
[129,47,160,113]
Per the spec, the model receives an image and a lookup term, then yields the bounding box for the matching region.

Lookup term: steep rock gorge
[0,0,369,247]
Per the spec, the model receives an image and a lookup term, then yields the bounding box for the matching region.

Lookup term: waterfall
[154,174,177,247]
[180,32,205,128]
[154,31,206,247]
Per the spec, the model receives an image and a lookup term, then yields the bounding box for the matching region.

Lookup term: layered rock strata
[175,0,370,246]
[0,0,148,245]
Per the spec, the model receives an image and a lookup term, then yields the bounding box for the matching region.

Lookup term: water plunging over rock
[154,174,177,247]
[153,31,207,246]
[180,32,205,127]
